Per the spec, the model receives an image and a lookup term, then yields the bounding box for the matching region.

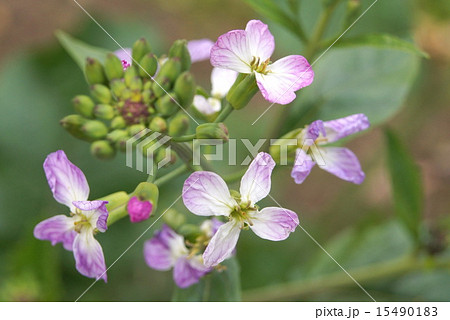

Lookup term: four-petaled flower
[182,152,299,267]
[210,20,314,105]
[33,150,109,281]
[291,114,370,184]
[143,219,224,288]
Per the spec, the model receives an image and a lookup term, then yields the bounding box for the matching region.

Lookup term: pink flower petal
[114,48,132,69]
[187,39,214,63]
[173,257,209,288]
[240,152,275,205]
[211,67,239,97]
[33,215,77,251]
[144,225,184,271]
[320,147,365,184]
[256,55,314,105]
[245,20,275,61]
[323,114,370,143]
[73,231,107,282]
[43,150,90,212]
[193,95,221,115]
[127,196,153,223]
[291,148,316,184]
[210,30,252,73]
[182,171,237,216]
[203,221,240,267]
[249,207,299,241]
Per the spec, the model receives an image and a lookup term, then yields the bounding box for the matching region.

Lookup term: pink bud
[127,196,153,223]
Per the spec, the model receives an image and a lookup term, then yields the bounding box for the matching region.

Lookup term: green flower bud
[177,224,202,243]
[128,76,143,91]
[111,116,126,129]
[195,123,229,141]
[174,71,196,108]
[162,209,186,231]
[116,137,129,152]
[128,123,146,137]
[269,128,303,164]
[104,53,124,81]
[110,79,126,98]
[131,182,159,211]
[60,114,89,141]
[106,129,129,144]
[91,140,116,160]
[124,66,138,87]
[168,112,189,137]
[72,95,95,118]
[157,58,181,83]
[100,191,130,226]
[81,120,108,140]
[226,73,258,110]
[149,116,167,132]
[132,38,152,64]
[152,77,171,98]
[155,94,179,116]
[155,148,176,167]
[90,84,111,104]
[139,53,158,78]
[85,57,106,85]
[93,104,115,120]
[142,90,156,105]
[168,39,191,72]
[143,80,152,91]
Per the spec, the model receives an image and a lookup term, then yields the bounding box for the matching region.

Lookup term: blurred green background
[0,0,449,301]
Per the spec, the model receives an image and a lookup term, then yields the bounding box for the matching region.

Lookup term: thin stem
[214,102,233,123]
[172,134,197,142]
[154,164,190,187]
[243,254,450,301]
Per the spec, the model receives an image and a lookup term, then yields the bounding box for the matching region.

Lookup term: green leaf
[55,30,109,72]
[286,47,420,131]
[332,33,429,58]
[172,257,241,301]
[385,129,423,242]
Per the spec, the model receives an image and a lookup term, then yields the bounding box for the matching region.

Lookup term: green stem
[154,164,190,187]
[214,102,233,123]
[172,134,197,142]
[243,254,450,301]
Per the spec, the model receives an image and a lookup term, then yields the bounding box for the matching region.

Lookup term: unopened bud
[72,95,95,118]
[155,94,179,116]
[152,77,171,98]
[100,191,129,226]
[195,123,229,141]
[132,38,152,64]
[155,148,176,167]
[128,182,159,222]
[90,84,112,104]
[128,76,143,91]
[142,90,156,104]
[60,114,89,141]
[149,116,167,132]
[157,58,181,83]
[91,140,116,160]
[226,73,257,110]
[81,120,108,140]
[110,79,126,98]
[106,129,129,144]
[174,71,196,107]
[168,112,189,137]
[93,104,115,120]
[111,116,126,129]
[139,53,158,78]
[168,39,191,72]
[124,66,138,87]
[104,53,124,81]
[128,123,146,137]
[85,57,106,85]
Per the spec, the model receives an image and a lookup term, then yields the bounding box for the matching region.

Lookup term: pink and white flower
[182,152,299,267]
[291,114,370,184]
[210,20,314,105]
[33,150,108,282]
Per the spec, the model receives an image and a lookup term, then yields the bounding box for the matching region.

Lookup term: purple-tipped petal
[44,150,90,212]
[187,39,214,63]
[320,147,365,184]
[127,196,153,223]
[193,95,221,115]
[73,200,109,232]
[114,48,132,69]
[182,171,237,217]
[256,55,314,105]
[240,152,275,205]
[203,221,240,267]
[249,207,299,241]
[323,114,370,143]
[144,225,186,271]
[33,215,77,251]
[291,148,316,184]
[210,30,252,73]
[211,67,239,98]
[73,231,107,282]
[173,257,209,288]
[245,20,275,61]
[306,120,326,142]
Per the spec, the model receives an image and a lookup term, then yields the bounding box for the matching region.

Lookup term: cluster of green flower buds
[61,38,196,163]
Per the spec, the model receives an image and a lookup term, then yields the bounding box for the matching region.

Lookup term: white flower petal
[203,221,241,267]
[245,20,275,61]
[240,152,275,205]
[249,207,299,241]
[211,67,239,98]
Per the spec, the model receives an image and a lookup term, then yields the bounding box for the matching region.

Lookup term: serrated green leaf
[333,33,429,58]
[172,257,241,301]
[385,129,423,242]
[55,30,109,73]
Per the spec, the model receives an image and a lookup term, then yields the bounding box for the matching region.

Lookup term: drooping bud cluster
[61,38,196,162]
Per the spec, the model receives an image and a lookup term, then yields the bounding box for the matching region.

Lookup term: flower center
[250,56,271,75]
